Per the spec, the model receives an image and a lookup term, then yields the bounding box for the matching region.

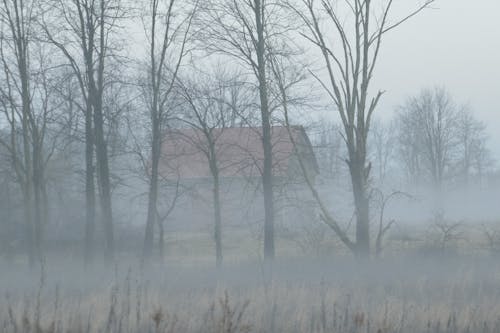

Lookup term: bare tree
[430,219,464,253]
[396,87,459,191]
[174,67,247,267]
[0,0,58,264]
[481,223,500,255]
[310,119,344,185]
[472,137,494,188]
[289,0,434,257]
[155,177,183,260]
[369,119,396,187]
[42,0,126,263]
[126,107,186,261]
[372,189,412,257]
[395,104,424,188]
[140,0,197,261]
[397,88,492,193]
[456,108,490,186]
[198,0,294,260]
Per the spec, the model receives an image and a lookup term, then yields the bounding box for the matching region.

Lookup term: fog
[1,0,500,332]
[374,0,500,156]
[2,257,500,332]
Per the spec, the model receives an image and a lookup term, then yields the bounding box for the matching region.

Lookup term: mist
[1,0,499,332]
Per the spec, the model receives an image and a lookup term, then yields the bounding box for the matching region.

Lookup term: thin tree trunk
[32,138,44,261]
[143,0,193,261]
[158,219,164,260]
[84,103,96,266]
[8,27,40,266]
[212,166,222,268]
[23,186,35,266]
[41,174,49,243]
[19,43,36,266]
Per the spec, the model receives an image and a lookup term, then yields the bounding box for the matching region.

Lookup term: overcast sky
[372,0,500,158]
[130,1,500,159]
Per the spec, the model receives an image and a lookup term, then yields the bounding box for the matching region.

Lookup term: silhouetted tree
[198,0,298,260]
[175,67,249,267]
[289,0,434,257]
[42,0,126,263]
[140,0,197,262]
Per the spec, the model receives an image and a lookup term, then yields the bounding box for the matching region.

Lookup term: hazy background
[374,0,500,157]
[1,1,500,331]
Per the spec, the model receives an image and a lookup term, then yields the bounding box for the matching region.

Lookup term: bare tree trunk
[41,0,122,264]
[142,0,195,262]
[0,0,52,266]
[289,0,434,257]
[22,110,35,266]
[93,95,114,262]
[18,35,36,267]
[349,158,370,257]
[32,135,44,261]
[22,186,35,266]
[91,0,114,263]
[84,103,96,266]
[211,160,223,268]
[199,0,279,260]
[142,0,160,260]
[176,69,250,268]
[143,117,160,260]
[158,217,164,260]
[255,0,275,261]
[41,174,49,243]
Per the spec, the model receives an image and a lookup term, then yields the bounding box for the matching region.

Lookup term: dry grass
[1,255,500,333]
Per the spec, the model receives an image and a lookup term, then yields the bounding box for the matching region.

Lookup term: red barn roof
[159,126,318,180]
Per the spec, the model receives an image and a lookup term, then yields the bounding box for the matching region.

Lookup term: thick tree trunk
[349,156,370,258]
[262,140,275,260]
[91,0,114,262]
[206,139,223,267]
[143,2,160,261]
[93,99,114,262]
[255,0,275,261]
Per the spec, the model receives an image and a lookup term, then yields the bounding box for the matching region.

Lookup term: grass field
[2,221,500,333]
[1,252,500,333]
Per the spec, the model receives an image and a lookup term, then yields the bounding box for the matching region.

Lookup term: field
[2,240,500,333]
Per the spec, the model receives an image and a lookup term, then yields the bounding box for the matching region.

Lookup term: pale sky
[130,0,500,159]
[372,0,500,158]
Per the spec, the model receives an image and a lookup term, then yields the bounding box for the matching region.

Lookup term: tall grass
[1,256,500,332]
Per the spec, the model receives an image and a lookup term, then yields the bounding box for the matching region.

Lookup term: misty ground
[2,235,500,333]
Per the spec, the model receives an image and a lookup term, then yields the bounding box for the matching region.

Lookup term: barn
[157,125,319,232]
